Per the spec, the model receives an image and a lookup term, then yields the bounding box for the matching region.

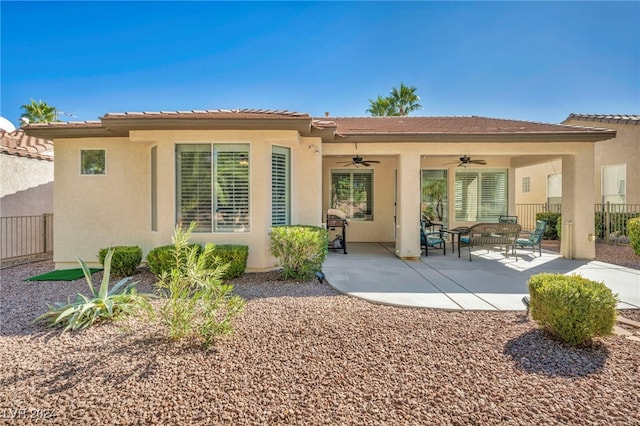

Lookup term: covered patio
[322,243,640,311]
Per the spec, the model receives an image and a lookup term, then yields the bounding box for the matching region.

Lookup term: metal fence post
[605,202,611,243]
[42,214,48,254]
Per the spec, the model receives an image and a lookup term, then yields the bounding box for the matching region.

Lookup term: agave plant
[34,248,155,332]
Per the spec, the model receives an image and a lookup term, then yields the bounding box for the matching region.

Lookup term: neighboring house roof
[23,110,616,143]
[563,114,640,126]
[0,129,53,161]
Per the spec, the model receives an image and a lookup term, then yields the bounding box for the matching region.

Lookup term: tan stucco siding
[564,119,639,205]
[53,130,324,271]
[53,137,149,268]
[322,155,397,243]
[0,155,53,216]
[514,159,563,204]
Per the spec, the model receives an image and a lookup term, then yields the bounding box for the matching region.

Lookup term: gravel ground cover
[1,259,639,425]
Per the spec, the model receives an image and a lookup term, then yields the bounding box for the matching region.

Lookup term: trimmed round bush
[528,273,618,346]
[97,246,142,277]
[146,244,202,277]
[270,225,328,280]
[201,245,249,280]
[536,212,561,240]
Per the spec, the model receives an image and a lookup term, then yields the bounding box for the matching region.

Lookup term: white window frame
[521,176,530,193]
[602,164,626,203]
[271,146,290,226]
[547,173,562,206]
[454,168,508,222]
[330,169,374,221]
[176,143,250,233]
[151,146,158,232]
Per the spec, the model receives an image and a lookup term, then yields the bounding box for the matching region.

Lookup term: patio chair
[421,221,446,256]
[499,215,518,224]
[516,220,547,257]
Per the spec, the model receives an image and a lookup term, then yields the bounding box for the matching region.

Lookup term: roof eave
[323,131,616,143]
[23,126,126,139]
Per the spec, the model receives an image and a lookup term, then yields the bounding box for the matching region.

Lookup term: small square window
[81,150,106,175]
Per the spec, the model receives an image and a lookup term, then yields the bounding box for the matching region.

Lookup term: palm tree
[20,99,58,123]
[366,95,398,116]
[389,83,422,116]
[366,83,422,116]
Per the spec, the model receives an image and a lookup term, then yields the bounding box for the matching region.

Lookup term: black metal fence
[515,203,561,232]
[594,203,640,244]
[0,214,53,260]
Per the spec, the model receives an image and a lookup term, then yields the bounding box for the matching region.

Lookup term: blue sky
[1,1,639,125]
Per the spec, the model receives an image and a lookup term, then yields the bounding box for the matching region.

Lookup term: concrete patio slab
[323,242,640,311]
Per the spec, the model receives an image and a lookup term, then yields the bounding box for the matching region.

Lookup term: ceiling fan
[338,155,381,167]
[337,144,380,167]
[444,155,487,167]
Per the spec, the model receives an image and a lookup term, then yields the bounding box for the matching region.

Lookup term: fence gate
[0,214,53,260]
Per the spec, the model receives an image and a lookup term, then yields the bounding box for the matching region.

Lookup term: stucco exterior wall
[54,130,322,271]
[0,155,53,216]
[514,159,563,204]
[570,120,639,205]
[53,137,149,268]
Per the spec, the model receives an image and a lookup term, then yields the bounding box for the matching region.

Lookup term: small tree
[422,179,446,221]
[157,222,245,347]
[20,99,58,123]
[366,83,422,116]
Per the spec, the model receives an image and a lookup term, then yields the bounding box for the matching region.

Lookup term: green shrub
[157,223,245,348]
[98,246,142,277]
[147,243,202,277]
[35,248,154,332]
[629,217,640,256]
[528,273,618,346]
[556,215,562,240]
[270,225,328,280]
[535,213,561,240]
[202,245,249,280]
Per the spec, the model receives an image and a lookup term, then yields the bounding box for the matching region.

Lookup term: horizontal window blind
[176,145,213,231]
[176,144,249,233]
[455,169,507,222]
[272,146,290,226]
[214,146,250,232]
[331,169,373,220]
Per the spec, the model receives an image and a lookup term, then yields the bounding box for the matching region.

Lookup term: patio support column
[561,147,596,259]
[395,151,421,260]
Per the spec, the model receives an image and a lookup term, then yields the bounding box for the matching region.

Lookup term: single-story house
[24,110,615,271]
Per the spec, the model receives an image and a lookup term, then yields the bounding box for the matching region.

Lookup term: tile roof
[22,110,616,143]
[564,113,640,126]
[0,129,53,161]
[101,109,310,120]
[327,116,608,135]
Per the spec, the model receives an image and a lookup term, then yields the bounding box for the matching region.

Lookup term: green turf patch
[25,268,102,281]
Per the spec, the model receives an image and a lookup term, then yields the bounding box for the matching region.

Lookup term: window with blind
[602,165,625,203]
[151,146,157,231]
[331,169,373,220]
[176,144,250,232]
[547,173,562,206]
[272,146,290,226]
[454,169,507,222]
